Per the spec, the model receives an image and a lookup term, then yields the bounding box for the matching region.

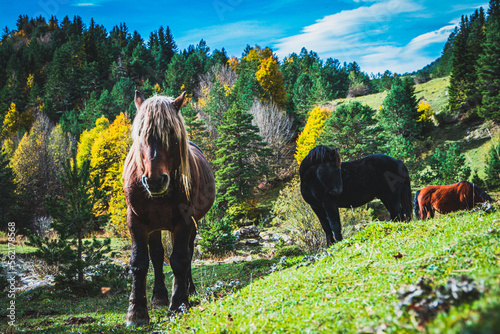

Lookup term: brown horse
[123,91,215,326]
[414,181,493,220]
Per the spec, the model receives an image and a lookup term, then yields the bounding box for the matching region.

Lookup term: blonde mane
[125,95,194,199]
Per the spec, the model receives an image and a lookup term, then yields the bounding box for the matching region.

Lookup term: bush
[275,244,305,258]
[198,216,236,256]
[485,140,500,188]
[226,199,259,228]
[89,262,129,292]
[272,177,325,253]
[272,177,374,253]
[416,142,471,186]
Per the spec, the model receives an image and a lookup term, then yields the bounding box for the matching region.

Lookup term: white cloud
[361,24,457,73]
[271,0,462,73]
[274,0,422,57]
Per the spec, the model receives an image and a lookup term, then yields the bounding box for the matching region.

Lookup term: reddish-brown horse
[414,181,493,220]
[123,91,215,326]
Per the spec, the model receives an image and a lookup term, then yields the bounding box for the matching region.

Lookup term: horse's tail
[414,189,421,220]
[401,164,413,221]
[472,182,494,203]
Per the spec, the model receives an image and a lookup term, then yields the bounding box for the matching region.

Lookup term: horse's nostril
[161,173,170,188]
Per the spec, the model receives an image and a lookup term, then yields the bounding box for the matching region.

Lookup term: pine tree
[0,151,17,228]
[378,76,420,160]
[448,16,471,114]
[465,8,486,112]
[28,149,112,286]
[379,76,420,138]
[478,0,500,120]
[214,101,270,209]
[317,101,377,161]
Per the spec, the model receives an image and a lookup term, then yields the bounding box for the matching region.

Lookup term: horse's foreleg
[323,199,342,243]
[126,221,150,326]
[169,223,194,312]
[148,230,169,308]
[310,205,335,246]
[187,228,196,295]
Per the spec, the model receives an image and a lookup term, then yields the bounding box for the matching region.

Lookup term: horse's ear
[135,90,145,110]
[334,149,342,166]
[173,92,186,112]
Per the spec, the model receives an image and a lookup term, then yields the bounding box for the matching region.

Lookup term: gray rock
[235,225,260,239]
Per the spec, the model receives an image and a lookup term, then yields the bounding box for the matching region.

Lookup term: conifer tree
[0,151,17,228]
[378,76,419,159]
[214,100,270,209]
[448,16,471,113]
[317,101,377,161]
[478,0,500,120]
[379,76,420,138]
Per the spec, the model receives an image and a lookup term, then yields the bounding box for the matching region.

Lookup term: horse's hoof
[126,318,149,327]
[151,296,169,309]
[169,302,189,314]
[126,308,150,327]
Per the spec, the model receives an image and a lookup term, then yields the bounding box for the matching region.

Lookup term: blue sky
[1,0,488,74]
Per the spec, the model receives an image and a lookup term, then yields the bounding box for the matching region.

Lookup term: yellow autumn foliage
[2,103,20,139]
[77,116,110,169]
[417,100,435,123]
[295,106,332,165]
[88,113,132,237]
[228,57,239,71]
[255,56,287,108]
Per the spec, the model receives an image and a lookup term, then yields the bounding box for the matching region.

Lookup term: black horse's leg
[381,197,401,221]
[149,230,169,308]
[323,199,342,243]
[310,205,335,246]
[169,222,194,311]
[126,218,150,326]
[186,228,196,295]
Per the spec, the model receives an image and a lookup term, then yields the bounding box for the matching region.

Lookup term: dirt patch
[64,316,96,325]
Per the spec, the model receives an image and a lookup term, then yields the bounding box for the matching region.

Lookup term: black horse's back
[338,154,412,221]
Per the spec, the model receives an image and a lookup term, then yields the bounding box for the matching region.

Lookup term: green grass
[335,76,450,113]
[0,242,37,255]
[3,208,499,333]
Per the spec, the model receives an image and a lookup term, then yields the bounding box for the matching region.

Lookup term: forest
[0,0,499,267]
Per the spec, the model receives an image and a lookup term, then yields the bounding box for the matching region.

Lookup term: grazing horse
[414,181,493,220]
[300,146,412,246]
[123,91,215,326]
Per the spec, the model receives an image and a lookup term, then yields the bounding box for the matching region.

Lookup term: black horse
[299,145,412,246]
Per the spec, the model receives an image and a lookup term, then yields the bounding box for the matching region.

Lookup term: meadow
[1,207,499,333]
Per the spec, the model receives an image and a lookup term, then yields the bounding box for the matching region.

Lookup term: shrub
[272,177,373,253]
[417,142,471,185]
[226,199,259,228]
[89,262,129,292]
[272,177,325,253]
[275,244,305,258]
[198,216,236,256]
[485,139,500,188]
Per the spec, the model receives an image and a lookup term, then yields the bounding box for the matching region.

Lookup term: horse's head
[132,91,190,198]
[301,145,343,196]
[316,147,343,196]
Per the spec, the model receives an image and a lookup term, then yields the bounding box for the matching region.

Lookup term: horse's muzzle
[141,173,170,197]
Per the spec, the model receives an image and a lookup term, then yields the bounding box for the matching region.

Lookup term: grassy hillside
[3,208,499,333]
[334,76,497,184]
[335,77,450,113]
[165,209,500,333]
